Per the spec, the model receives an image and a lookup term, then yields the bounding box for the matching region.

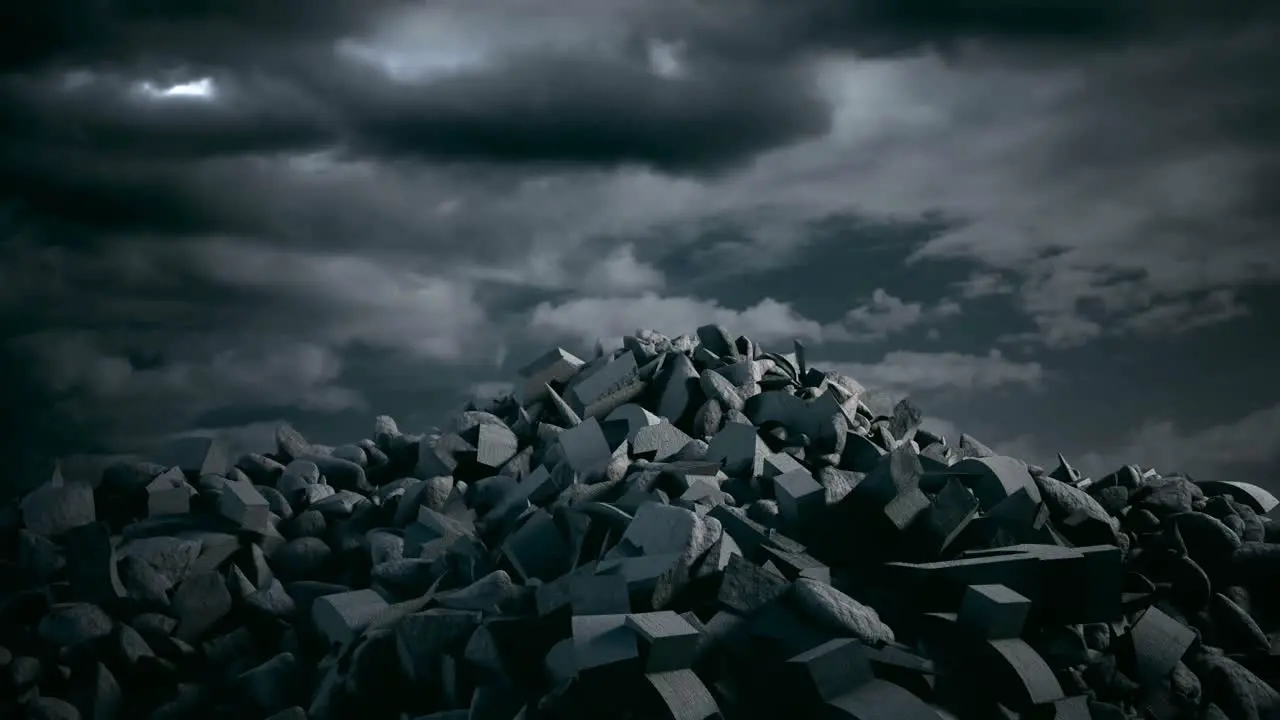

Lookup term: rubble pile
[3,325,1280,720]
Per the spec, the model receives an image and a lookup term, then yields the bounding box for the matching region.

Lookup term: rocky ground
[3,325,1279,719]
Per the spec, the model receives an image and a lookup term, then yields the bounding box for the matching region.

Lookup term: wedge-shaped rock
[1130,605,1196,686]
[473,423,519,470]
[572,614,640,673]
[515,347,584,405]
[218,479,270,532]
[21,480,95,537]
[784,638,877,703]
[557,417,616,478]
[569,351,644,420]
[706,422,767,479]
[500,508,571,582]
[146,467,195,516]
[632,421,693,463]
[171,570,232,643]
[792,577,895,646]
[151,435,230,477]
[313,588,390,649]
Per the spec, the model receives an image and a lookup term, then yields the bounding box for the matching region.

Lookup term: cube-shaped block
[959,584,1031,639]
[625,611,701,672]
[773,469,825,531]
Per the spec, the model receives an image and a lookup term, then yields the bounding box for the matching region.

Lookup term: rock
[4,327,1278,720]
[792,577,895,646]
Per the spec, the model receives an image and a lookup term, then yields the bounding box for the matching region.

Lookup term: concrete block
[218,479,271,532]
[312,588,390,649]
[146,467,195,516]
[21,480,96,537]
[824,678,940,719]
[773,468,825,534]
[625,610,701,672]
[557,418,615,477]
[604,403,662,442]
[632,421,693,463]
[909,477,979,558]
[959,584,1031,640]
[607,502,699,559]
[706,422,767,479]
[1130,606,1196,686]
[951,456,1041,511]
[572,614,639,673]
[500,508,571,583]
[983,637,1066,710]
[759,545,831,584]
[171,570,233,643]
[643,669,722,720]
[570,572,632,616]
[570,352,644,420]
[655,353,702,424]
[515,347,584,405]
[717,553,790,615]
[151,435,230,477]
[785,638,876,702]
[474,424,519,469]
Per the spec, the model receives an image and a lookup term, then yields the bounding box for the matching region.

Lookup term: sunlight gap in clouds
[133,77,218,100]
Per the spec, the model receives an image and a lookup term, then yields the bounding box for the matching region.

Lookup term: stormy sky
[1,0,1278,494]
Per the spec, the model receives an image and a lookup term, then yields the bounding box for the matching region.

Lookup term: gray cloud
[0,0,1276,494]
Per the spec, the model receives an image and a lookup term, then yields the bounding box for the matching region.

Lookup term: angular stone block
[572,614,640,673]
[312,588,390,649]
[146,467,194,517]
[773,468,826,534]
[515,347,585,405]
[1130,606,1196,686]
[218,479,271,532]
[958,584,1031,640]
[623,610,702,673]
[785,638,876,703]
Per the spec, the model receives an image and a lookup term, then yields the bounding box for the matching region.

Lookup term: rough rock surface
[3,325,1279,720]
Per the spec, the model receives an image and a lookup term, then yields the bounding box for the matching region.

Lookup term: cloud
[998,403,1280,487]
[528,293,845,347]
[1091,403,1280,481]
[842,288,962,341]
[1115,288,1249,336]
[579,243,666,295]
[953,272,1013,298]
[819,350,1045,394]
[9,331,364,446]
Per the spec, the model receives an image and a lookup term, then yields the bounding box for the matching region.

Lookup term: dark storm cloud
[1,0,1278,490]
[323,53,829,174]
[670,0,1277,61]
[0,0,401,72]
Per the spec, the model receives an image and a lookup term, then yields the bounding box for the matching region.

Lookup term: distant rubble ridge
[4,324,1280,720]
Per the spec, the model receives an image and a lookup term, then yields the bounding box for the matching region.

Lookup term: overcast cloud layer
[2,0,1278,495]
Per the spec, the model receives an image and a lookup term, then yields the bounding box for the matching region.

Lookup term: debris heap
[4,325,1280,720]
